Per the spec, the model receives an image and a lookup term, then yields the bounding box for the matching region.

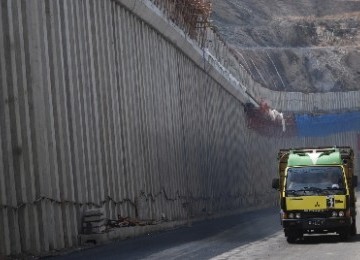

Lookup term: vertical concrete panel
[129,13,143,218]
[145,27,160,219]
[122,10,137,216]
[59,0,81,246]
[176,54,190,218]
[0,115,6,256]
[70,0,85,213]
[105,0,118,218]
[81,0,96,209]
[73,0,90,208]
[9,0,40,253]
[35,0,63,250]
[181,60,199,214]
[49,0,77,248]
[86,0,104,207]
[116,6,131,216]
[155,32,166,218]
[124,12,135,210]
[111,3,124,217]
[0,3,6,243]
[0,210,11,255]
[174,49,185,218]
[0,17,12,249]
[43,0,65,250]
[139,22,151,218]
[139,20,152,219]
[176,54,187,218]
[157,38,171,217]
[22,0,41,251]
[0,1,22,254]
[166,43,177,215]
[24,0,50,252]
[128,12,137,212]
[104,0,118,219]
[94,0,111,217]
[171,51,184,218]
[132,12,144,216]
[69,0,86,207]
[0,0,16,213]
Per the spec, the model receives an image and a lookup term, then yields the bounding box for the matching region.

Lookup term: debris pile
[82,208,107,234]
[82,210,169,234]
[108,215,160,228]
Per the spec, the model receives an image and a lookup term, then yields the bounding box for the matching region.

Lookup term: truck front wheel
[287,234,297,243]
[286,230,301,243]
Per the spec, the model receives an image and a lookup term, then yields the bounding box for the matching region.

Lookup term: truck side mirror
[353,176,358,188]
[272,178,279,189]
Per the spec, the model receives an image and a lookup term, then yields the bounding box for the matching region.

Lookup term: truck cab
[272,147,357,243]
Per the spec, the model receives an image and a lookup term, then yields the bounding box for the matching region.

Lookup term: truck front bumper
[283,217,351,231]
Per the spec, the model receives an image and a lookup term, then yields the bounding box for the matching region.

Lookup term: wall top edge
[113,0,258,107]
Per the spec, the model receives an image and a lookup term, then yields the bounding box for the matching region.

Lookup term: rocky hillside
[211,0,360,92]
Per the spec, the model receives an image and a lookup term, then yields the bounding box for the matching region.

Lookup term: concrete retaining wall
[0,0,358,256]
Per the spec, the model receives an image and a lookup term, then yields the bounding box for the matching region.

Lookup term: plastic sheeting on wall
[296,111,360,137]
[245,102,360,138]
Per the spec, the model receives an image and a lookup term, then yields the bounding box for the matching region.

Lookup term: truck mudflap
[283,217,352,231]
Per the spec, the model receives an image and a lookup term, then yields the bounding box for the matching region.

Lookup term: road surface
[54,195,360,260]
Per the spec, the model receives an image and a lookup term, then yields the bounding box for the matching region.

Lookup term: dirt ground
[211,0,360,92]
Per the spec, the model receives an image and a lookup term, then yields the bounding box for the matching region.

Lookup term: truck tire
[287,235,297,243]
[339,230,349,241]
[286,232,298,243]
[351,219,357,236]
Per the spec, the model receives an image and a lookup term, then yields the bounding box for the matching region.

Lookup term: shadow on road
[297,233,360,244]
[346,234,360,242]
[53,207,281,259]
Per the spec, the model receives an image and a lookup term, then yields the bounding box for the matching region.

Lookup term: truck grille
[300,212,330,218]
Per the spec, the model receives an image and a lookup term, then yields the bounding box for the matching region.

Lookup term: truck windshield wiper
[285,189,306,196]
[324,187,344,190]
[323,187,346,194]
[302,187,323,192]
[286,189,298,193]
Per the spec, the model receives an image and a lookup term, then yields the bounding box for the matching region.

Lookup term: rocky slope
[211,0,360,92]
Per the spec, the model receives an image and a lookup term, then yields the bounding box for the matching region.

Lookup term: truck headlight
[332,211,338,217]
[288,213,294,219]
[338,211,345,217]
[295,213,301,219]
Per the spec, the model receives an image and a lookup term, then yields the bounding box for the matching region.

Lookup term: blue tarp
[295,111,360,137]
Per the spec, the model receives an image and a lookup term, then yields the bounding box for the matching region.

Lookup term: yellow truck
[272,147,358,243]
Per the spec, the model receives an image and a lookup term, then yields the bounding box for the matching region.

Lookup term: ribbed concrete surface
[233,65,360,112]
[0,0,358,256]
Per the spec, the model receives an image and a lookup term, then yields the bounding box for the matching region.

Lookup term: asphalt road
[54,195,360,260]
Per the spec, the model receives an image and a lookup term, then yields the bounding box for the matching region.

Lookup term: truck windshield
[286,166,346,195]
